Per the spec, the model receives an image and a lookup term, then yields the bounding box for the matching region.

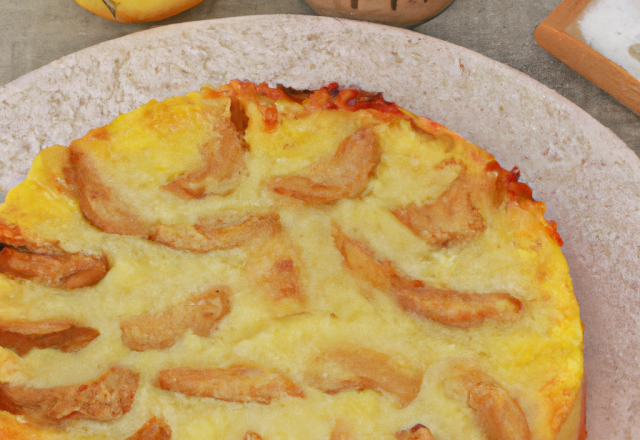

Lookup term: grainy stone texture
[0,7,639,440]
[0,0,637,153]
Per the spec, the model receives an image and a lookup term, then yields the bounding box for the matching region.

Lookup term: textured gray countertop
[0,0,638,153]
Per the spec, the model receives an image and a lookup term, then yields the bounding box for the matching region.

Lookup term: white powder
[578,0,640,81]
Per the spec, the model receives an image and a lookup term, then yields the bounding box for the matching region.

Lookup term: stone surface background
[0,0,638,153]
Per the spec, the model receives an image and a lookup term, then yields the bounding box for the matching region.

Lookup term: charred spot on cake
[306,83,404,118]
[277,85,313,103]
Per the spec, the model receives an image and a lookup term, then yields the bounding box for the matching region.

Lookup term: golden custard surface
[0,82,583,440]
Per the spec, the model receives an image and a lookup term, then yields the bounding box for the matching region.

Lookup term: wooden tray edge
[535,0,640,116]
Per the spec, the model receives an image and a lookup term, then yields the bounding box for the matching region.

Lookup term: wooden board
[535,0,640,115]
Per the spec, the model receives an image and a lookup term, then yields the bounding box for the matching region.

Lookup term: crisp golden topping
[444,362,531,440]
[126,417,172,440]
[395,424,436,440]
[393,169,486,247]
[194,213,281,248]
[157,366,304,404]
[66,91,249,238]
[148,213,281,253]
[161,115,247,199]
[120,288,231,351]
[271,125,381,203]
[0,320,99,356]
[332,225,394,292]
[67,146,148,236]
[333,227,522,327]
[0,248,108,289]
[0,224,108,288]
[0,366,139,423]
[307,346,423,408]
[246,230,304,303]
[390,276,522,328]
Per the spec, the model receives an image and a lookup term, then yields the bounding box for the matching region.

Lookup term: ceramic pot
[304,0,455,28]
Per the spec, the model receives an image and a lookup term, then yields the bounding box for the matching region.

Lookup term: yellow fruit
[74,0,205,23]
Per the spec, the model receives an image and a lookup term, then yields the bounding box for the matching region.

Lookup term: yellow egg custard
[0,81,584,440]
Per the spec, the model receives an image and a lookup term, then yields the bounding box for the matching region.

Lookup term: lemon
[74,0,204,23]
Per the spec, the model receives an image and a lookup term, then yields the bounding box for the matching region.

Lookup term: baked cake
[0,81,584,440]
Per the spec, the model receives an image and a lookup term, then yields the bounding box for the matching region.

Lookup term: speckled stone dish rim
[0,14,639,439]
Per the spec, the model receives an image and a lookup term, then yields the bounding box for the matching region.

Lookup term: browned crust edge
[0,383,585,439]
[556,381,587,440]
